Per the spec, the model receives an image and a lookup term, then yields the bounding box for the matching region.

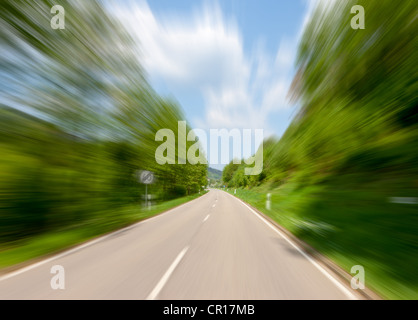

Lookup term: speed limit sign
[138,170,154,184]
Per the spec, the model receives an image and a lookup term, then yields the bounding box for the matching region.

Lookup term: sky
[111,0,315,170]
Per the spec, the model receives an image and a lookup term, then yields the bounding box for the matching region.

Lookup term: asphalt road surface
[0,189,360,299]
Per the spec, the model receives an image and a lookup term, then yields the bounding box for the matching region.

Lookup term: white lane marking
[225,192,358,300]
[0,192,211,282]
[0,234,113,282]
[389,197,417,204]
[203,215,210,222]
[146,246,189,300]
[212,204,216,208]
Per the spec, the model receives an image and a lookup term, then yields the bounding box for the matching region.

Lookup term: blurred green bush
[0,0,207,243]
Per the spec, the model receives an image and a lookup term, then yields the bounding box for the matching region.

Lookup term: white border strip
[225,191,358,300]
[0,192,210,282]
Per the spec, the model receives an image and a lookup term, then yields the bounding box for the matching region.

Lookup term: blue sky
[112,0,314,169]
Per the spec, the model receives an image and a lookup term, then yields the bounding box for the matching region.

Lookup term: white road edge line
[0,192,211,282]
[203,215,210,222]
[225,192,358,300]
[0,235,111,282]
[146,246,189,300]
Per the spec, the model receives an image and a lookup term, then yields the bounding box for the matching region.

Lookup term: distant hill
[208,167,222,180]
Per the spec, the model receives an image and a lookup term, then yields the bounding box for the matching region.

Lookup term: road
[0,189,359,299]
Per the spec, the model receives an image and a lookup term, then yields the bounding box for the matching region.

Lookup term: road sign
[135,170,154,208]
[139,170,154,184]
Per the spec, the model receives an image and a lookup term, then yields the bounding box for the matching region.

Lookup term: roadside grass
[0,191,206,270]
[226,182,418,300]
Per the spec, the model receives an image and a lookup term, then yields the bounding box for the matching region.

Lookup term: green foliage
[208,167,222,180]
[222,161,239,185]
[224,0,418,299]
[0,0,207,244]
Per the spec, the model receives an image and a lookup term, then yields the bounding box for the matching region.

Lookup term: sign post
[136,170,154,207]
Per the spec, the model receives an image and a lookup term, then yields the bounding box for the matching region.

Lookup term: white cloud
[113,1,300,130]
[110,0,322,164]
[115,2,248,90]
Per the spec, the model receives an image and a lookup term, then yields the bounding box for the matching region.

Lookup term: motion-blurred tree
[0,0,208,241]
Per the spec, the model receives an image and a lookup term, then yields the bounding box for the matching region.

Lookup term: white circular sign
[139,170,154,184]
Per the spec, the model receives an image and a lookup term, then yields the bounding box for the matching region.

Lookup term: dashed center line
[212,204,216,208]
[203,214,210,222]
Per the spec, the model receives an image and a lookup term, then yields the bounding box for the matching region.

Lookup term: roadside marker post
[266,193,271,210]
